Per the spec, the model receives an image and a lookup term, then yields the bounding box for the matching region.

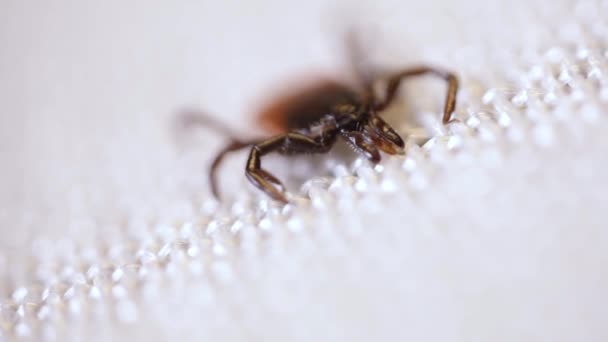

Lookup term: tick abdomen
[256,80,359,134]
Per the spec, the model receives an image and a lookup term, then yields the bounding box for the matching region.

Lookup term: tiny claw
[265,184,289,204]
[246,169,289,204]
[271,192,289,204]
[444,118,462,125]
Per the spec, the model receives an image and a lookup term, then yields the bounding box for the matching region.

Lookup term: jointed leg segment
[375,66,459,124]
[246,133,336,203]
[209,139,260,199]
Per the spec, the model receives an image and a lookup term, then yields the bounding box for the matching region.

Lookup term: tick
[179,42,458,203]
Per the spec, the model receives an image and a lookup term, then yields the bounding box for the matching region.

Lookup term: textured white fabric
[1,0,607,341]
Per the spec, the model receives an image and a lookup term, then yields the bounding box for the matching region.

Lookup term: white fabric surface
[1,0,607,341]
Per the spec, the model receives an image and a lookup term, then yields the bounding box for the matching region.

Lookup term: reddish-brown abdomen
[256,79,358,134]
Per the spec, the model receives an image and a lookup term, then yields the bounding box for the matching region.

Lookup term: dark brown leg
[341,131,381,164]
[210,139,261,200]
[343,30,375,100]
[176,110,235,137]
[374,66,459,124]
[246,133,336,203]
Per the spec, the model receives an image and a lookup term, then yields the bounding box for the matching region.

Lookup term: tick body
[182,66,458,203]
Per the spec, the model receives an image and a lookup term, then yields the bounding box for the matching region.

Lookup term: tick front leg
[375,66,459,124]
[246,151,288,203]
[341,132,381,164]
[246,133,331,203]
[210,139,261,200]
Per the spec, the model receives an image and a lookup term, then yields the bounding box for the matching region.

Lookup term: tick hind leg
[375,66,459,124]
[344,31,374,95]
[175,109,236,137]
[246,133,335,203]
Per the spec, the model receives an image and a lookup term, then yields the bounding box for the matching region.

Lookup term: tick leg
[341,131,381,164]
[343,29,376,102]
[175,110,235,137]
[375,66,459,124]
[174,110,256,200]
[246,133,334,203]
[210,139,261,200]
